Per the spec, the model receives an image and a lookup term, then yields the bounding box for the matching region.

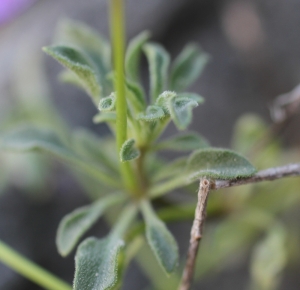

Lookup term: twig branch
[179,179,211,290]
[212,163,300,190]
[178,163,300,290]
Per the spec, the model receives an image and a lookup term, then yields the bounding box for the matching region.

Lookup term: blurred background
[0,0,300,289]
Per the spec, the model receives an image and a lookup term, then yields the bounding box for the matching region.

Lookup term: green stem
[0,240,72,290]
[110,0,139,197]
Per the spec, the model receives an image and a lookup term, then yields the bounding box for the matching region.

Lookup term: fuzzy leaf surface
[0,126,116,186]
[56,19,111,66]
[98,94,116,112]
[56,19,112,96]
[186,148,257,180]
[126,79,146,111]
[144,43,170,102]
[141,201,178,275]
[120,139,140,162]
[168,96,198,130]
[155,91,177,115]
[43,46,101,104]
[137,105,165,122]
[155,132,209,151]
[57,194,124,256]
[170,44,209,92]
[59,70,83,88]
[125,31,150,82]
[177,92,204,104]
[74,237,125,290]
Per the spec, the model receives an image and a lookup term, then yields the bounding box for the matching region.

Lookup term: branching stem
[179,179,211,290]
[212,163,300,189]
[179,163,300,290]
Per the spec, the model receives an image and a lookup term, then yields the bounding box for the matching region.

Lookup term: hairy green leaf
[126,79,146,112]
[125,31,150,82]
[141,201,179,275]
[56,19,111,66]
[186,148,257,180]
[155,91,177,115]
[144,43,170,102]
[55,19,112,96]
[120,139,140,162]
[93,112,116,124]
[155,132,209,151]
[43,46,101,104]
[137,105,165,122]
[170,44,209,92]
[168,95,198,130]
[57,194,124,256]
[98,93,116,112]
[0,126,117,187]
[59,70,83,88]
[74,237,125,290]
[177,92,204,104]
[73,205,137,290]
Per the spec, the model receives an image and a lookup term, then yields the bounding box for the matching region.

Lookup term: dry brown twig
[179,178,210,290]
[179,163,300,290]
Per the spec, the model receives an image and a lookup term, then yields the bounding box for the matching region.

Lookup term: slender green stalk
[0,240,72,290]
[109,0,140,196]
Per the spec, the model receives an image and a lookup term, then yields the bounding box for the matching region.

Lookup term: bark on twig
[178,163,300,290]
[179,179,211,290]
[212,163,300,190]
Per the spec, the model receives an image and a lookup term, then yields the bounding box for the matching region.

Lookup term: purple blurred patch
[0,0,36,25]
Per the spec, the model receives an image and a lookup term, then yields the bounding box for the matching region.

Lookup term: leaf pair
[144,42,209,102]
[139,91,203,130]
[57,194,124,256]
[73,205,137,290]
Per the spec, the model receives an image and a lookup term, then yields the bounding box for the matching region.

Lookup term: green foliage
[3,15,298,290]
[250,225,288,290]
[98,93,117,111]
[74,205,136,290]
[119,139,140,162]
[144,43,170,102]
[170,44,210,92]
[57,194,124,256]
[125,31,150,82]
[141,200,179,274]
[154,132,209,151]
[74,237,125,290]
[0,126,117,187]
[168,95,199,130]
[137,105,165,122]
[186,148,257,180]
[43,46,101,105]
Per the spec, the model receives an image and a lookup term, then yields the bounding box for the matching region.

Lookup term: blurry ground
[0,0,300,289]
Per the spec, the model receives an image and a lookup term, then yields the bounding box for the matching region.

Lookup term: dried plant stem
[179,179,211,290]
[212,163,300,189]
